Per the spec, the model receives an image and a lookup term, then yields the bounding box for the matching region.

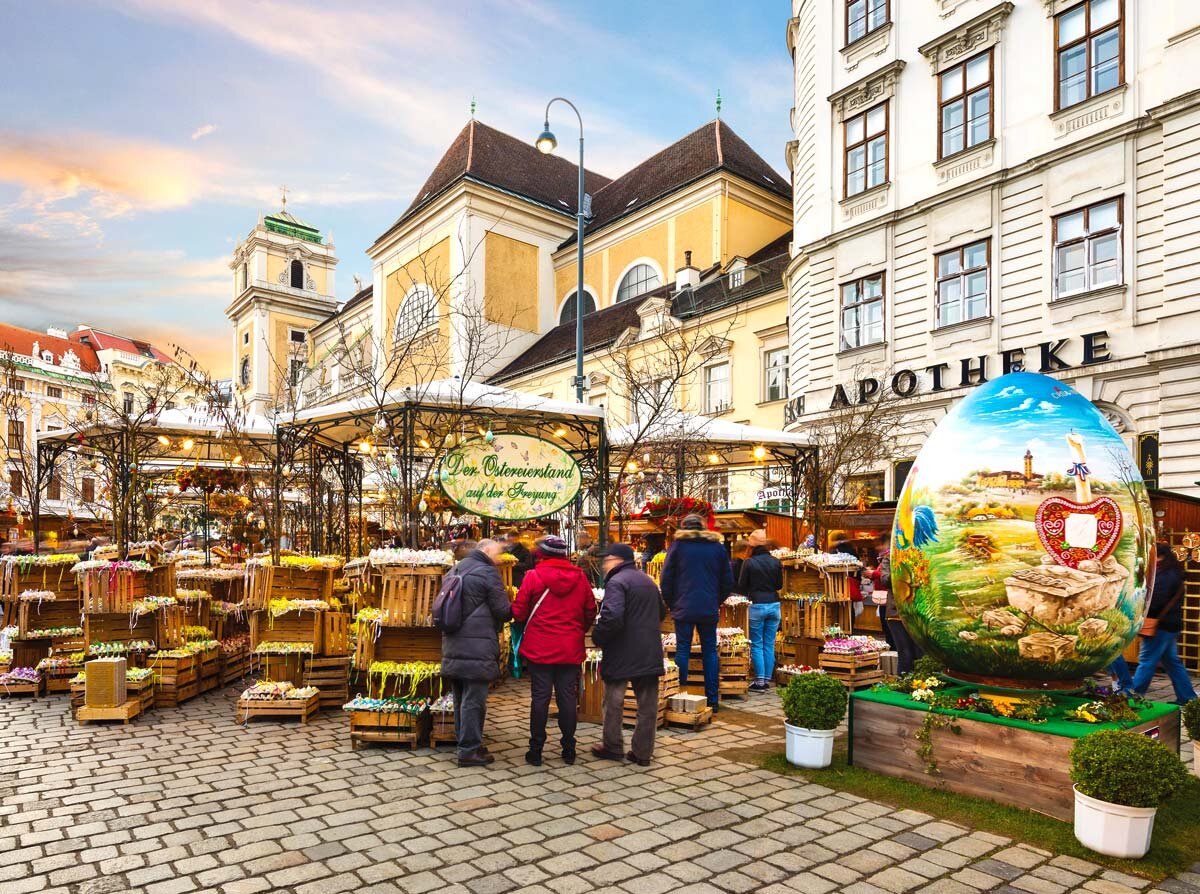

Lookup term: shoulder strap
[1156,579,1186,618]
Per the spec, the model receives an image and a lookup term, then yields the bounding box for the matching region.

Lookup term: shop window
[47,475,61,501]
[840,274,885,350]
[705,470,730,510]
[763,348,789,403]
[81,478,95,503]
[936,240,989,326]
[844,102,888,197]
[616,264,661,303]
[846,0,889,46]
[1056,0,1122,110]
[559,289,597,325]
[9,469,22,498]
[939,50,992,159]
[1054,198,1121,298]
[704,363,731,414]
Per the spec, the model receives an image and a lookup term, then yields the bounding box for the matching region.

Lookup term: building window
[893,459,915,499]
[47,475,61,502]
[8,378,24,392]
[847,472,885,504]
[394,284,438,344]
[82,393,96,405]
[939,51,992,158]
[164,401,175,411]
[46,386,62,399]
[289,329,306,344]
[705,470,730,510]
[81,478,95,503]
[728,268,745,289]
[559,289,597,325]
[840,274,885,350]
[844,103,888,197]
[704,363,731,414]
[632,378,673,424]
[9,469,22,499]
[936,240,989,326]
[616,264,661,302]
[763,348,789,403]
[289,259,305,289]
[288,358,305,387]
[1054,198,1121,298]
[7,418,24,447]
[1056,0,1122,110]
[846,0,889,46]
[239,357,251,387]
[243,331,250,345]
[122,392,135,415]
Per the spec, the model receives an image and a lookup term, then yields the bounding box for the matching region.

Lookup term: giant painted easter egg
[891,372,1153,686]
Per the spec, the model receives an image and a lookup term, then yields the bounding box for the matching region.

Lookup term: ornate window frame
[918,2,1013,75]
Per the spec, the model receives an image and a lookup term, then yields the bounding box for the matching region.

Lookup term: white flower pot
[1073,786,1157,859]
[784,722,835,768]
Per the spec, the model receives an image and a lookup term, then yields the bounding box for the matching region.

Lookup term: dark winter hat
[600,543,636,563]
[680,514,705,530]
[537,535,570,558]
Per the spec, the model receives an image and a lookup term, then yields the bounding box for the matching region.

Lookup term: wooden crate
[719,601,749,633]
[251,610,323,652]
[237,692,320,725]
[782,564,824,597]
[129,677,155,713]
[348,708,429,748]
[150,653,198,708]
[174,594,212,631]
[18,600,82,639]
[221,650,251,685]
[0,675,44,698]
[819,651,883,689]
[370,627,442,663]
[176,572,247,605]
[849,695,1181,822]
[157,605,185,649]
[804,599,853,638]
[304,657,350,709]
[5,564,81,602]
[70,678,86,712]
[79,567,151,614]
[44,663,84,693]
[365,671,442,700]
[322,612,350,657]
[429,710,457,747]
[579,668,604,724]
[269,566,334,602]
[258,653,308,686]
[377,566,443,627]
[77,699,141,724]
[620,670,678,729]
[776,635,822,669]
[84,613,156,653]
[665,705,713,730]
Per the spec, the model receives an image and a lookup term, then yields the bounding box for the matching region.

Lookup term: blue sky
[0,1,793,373]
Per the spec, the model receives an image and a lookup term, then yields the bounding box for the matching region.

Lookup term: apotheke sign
[784,330,1113,424]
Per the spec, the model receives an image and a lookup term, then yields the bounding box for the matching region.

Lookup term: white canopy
[607,413,811,451]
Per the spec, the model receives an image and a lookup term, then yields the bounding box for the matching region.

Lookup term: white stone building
[785,0,1200,498]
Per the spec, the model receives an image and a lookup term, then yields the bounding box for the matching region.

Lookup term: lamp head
[536,123,557,154]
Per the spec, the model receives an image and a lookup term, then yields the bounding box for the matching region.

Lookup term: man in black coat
[590,543,666,766]
[441,539,514,767]
[502,530,533,587]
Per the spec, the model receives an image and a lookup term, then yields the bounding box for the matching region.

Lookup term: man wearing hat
[590,543,666,765]
[511,535,596,766]
[659,514,733,711]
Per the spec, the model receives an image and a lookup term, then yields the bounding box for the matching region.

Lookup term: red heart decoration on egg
[1034,496,1123,568]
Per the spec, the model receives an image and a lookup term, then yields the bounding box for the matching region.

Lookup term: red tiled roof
[70,328,174,363]
[0,323,101,372]
[373,120,613,249]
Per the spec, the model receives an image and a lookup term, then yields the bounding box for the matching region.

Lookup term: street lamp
[536,97,587,404]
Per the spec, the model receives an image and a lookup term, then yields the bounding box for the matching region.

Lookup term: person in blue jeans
[1130,543,1197,704]
[738,529,783,691]
[660,514,733,711]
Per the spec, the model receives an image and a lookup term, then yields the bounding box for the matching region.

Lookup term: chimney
[675,250,700,291]
[46,327,68,338]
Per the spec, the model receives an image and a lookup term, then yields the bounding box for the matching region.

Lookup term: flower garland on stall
[366,660,441,698]
[368,548,455,567]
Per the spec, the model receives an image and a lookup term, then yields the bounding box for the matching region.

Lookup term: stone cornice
[828,60,906,122]
[919,2,1014,73]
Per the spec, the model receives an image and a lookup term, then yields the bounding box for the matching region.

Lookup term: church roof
[559,120,791,248]
[373,120,612,249]
[265,209,322,244]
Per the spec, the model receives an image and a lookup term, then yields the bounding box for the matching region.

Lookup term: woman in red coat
[511,535,596,766]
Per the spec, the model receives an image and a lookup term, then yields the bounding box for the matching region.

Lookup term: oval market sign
[437,434,582,521]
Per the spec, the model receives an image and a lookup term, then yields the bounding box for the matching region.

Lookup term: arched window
[615,263,662,302]
[559,290,597,325]
[394,284,438,344]
[289,259,304,289]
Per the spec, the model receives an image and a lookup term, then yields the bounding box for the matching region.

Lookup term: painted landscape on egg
[892,373,1154,683]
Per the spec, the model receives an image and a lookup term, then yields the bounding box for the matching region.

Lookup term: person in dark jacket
[739,529,782,691]
[503,530,533,587]
[591,543,666,766]
[511,535,596,766]
[574,532,603,587]
[1131,542,1197,703]
[660,514,733,710]
[440,539,513,767]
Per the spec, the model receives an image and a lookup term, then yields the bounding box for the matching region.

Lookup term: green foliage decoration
[1070,729,1189,809]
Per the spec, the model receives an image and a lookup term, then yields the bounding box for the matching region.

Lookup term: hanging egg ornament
[390,465,400,479]
[418,499,428,513]
[484,428,494,443]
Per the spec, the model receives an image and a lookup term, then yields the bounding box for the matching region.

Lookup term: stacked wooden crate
[666,633,750,700]
[304,657,350,709]
[621,663,680,729]
[150,653,198,707]
[818,649,883,689]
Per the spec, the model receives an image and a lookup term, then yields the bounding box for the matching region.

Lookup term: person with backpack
[436,539,513,768]
[590,543,666,766]
[659,514,733,712]
[511,535,596,766]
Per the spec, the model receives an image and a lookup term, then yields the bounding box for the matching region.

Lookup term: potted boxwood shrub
[1069,729,1189,858]
[780,671,847,768]
[1183,700,1200,776]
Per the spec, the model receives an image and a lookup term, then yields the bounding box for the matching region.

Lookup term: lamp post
[536,98,587,404]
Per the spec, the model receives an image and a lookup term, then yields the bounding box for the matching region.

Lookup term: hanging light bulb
[358,439,372,455]
[182,438,194,451]
[554,427,567,438]
[419,438,430,449]
[752,445,767,461]
[708,452,720,465]
[626,460,639,472]
[156,435,170,447]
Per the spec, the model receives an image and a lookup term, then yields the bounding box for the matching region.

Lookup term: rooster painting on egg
[890,372,1152,686]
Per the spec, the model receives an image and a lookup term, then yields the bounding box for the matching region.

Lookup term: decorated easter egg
[890,372,1153,686]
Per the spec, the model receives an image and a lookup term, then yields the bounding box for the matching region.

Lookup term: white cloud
[191,124,216,141]
[1013,397,1034,411]
[996,385,1024,399]
[1036,400,1058,414]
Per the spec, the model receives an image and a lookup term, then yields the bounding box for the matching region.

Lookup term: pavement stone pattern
[0,670,1196,894]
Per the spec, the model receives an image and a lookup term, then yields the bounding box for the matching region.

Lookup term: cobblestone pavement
[1,674,1197,894]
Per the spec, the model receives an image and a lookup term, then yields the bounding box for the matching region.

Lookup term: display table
[849,687,1181,821]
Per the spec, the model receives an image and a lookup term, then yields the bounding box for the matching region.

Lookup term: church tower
[1024,449,1034,481]
[226,195,339,414]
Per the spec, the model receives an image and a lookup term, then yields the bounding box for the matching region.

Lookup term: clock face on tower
[239,357,250,387]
